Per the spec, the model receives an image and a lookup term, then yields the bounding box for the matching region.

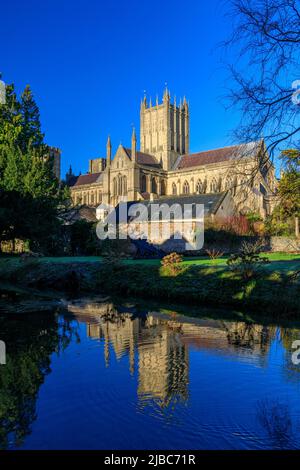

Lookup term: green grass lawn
[0,251,299,273]
[0,251,299,316]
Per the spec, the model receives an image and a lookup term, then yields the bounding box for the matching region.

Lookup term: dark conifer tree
[18,85,44,152]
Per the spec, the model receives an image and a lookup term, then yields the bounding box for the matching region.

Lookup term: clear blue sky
[1,0,242,177]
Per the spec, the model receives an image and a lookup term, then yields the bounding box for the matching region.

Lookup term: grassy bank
[0,255,299,317]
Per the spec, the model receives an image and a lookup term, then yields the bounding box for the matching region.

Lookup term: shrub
[100,238,136,272]
[204,216,250,245]
[221,215,250,235]
[245,212,265,235]
[245,212,263,224]
[101,238,132,258]
[265,212,295,237]
[161,252,183,275]
[227,240,269,280]
[205,248,224,260]
[70,220,100,255]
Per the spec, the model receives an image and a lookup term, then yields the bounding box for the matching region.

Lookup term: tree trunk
[295,216,299,238]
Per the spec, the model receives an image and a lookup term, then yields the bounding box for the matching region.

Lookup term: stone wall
[268,237,300,253]
[154,236,300,254]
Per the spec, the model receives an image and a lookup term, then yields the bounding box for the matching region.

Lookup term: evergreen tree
[23,147,58,198]
[0,84,22,179]
[1,138,25,193]
[0,83,21,138]
[18,85,44,152]
[0,79,68,253]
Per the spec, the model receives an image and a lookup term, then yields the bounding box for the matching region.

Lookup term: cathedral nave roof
[175,141,261,170]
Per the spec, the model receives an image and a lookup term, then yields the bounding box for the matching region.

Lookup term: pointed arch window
[183,180,190,195]
[196,179,204,194]
[122,176,127,195]
[113,175,128,196]
[141,174,147,193]
[151,177,157,194]
[210,178,218,193]
[172,182,177,195]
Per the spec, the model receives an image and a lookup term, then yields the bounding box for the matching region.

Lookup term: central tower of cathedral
[140,88,189,171]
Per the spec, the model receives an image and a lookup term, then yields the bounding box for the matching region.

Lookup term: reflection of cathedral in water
[84,307,189,406]
[67,300,277,407]
[137,320,189,406]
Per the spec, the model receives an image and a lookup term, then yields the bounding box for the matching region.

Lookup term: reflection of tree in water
[223,322,275,355]
[256,398,294,449]
[0,311,79,449]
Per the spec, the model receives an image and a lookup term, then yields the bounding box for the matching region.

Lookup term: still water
[1,295,300,450]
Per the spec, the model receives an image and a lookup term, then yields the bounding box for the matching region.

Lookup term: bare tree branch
[224,0,300,160]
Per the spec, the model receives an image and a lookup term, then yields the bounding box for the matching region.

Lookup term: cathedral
[69,88,277,218]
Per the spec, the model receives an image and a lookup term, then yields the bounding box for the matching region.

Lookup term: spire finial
[131,123,136,139]
[141,90,147,108]
[163,83,170,103]
[106,135,112,166]
[131,125,137,162]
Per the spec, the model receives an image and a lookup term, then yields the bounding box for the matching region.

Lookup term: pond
[0,295,300,450]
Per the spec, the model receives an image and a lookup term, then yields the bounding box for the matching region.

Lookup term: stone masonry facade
[69,88,278,218]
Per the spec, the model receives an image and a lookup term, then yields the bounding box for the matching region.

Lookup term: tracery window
[183,180,190,195]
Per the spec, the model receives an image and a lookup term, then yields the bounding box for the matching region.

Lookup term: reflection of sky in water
[1,299,300,450]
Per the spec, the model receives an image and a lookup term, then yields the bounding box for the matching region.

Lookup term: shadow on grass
[0,256,299,318]
[96,261,300,319]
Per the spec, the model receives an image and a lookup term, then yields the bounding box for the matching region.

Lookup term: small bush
[70,220,100,255]
[245,212,265,235]
[221,215,250,235]
[100,240,126,269]
[161,252,183,275]
[206,248,224,260]
[264,210,295,237]
[227,241,269,280]
[204,217,246,244]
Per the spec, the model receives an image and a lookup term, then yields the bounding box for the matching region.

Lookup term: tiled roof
[124,148,161,167]
[144,192,228,216]
[112,192,229,223]
[175,141,261,170]
[73,172,102,186]
[60,206,97,224]
[66,175,79,187]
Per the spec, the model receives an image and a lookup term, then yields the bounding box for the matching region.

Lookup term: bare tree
[224,0,300,165]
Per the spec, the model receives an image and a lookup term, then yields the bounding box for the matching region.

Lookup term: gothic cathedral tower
[140,88,189,171]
